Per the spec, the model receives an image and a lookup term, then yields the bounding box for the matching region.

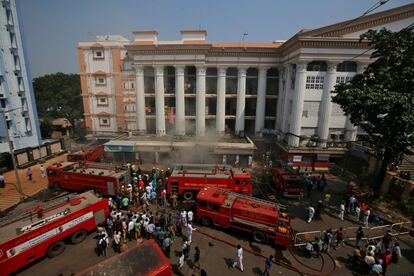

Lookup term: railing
[293,221,412,247]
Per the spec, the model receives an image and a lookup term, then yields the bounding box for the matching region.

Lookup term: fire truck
[76,240,172,276]
[0,191,109,276]
[167,164,252,200]
[47,162,130,196]
[67,144,105,163]
[197,187,293,248]
[272,167,304,198]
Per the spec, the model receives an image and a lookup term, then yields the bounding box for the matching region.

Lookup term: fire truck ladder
[0,193,79,228]
[215,188,287,210]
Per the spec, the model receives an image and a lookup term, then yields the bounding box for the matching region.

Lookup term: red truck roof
[272,168,302,180]
[0,192,104,244]
[197,187,282,226]
[76,240,172,276]
[171,164,250,179]
[48,162,127,178]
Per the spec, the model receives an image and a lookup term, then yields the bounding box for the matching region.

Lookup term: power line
[340,0,391,30]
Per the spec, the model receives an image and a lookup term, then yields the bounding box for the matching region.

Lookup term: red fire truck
[76,240,172,276]
[167,164,252,200]
[47,162,130,196]
[0,191,109,276]
[197,187,293,247]
[67,144,105,163]
[272,168,304,198]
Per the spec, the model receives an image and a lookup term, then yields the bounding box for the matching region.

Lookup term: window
[95,76,106,86]
[25,118,31,132]
[336,76,353,84]
[209,204,220,212]
[307,61,327,72]
[99,117,110,127]
[0,99,6,109]
[305,76,324,90]
[93,50,104,59]
[97,97,108,106]
[124,104,136,112]
[302,110,309,117]
[337,62,357,72]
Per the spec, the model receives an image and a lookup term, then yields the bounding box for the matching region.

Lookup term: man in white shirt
[339,202,345,221]
[128,220,135,241]
[364,209,371,227]
[232,244,244,272]
[113,231,121,253]
[348,195,356,212]
[187,223,197,243]
[187,210,194,224]
[308,206,315,223]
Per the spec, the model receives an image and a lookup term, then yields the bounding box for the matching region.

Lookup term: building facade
[78,4,414,168]
[0,0,42,154]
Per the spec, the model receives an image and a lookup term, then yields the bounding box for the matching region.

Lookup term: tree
[33,73,84,138]
[332,26,414,190]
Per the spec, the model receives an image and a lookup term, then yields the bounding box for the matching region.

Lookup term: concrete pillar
[216,67,227,133]
[154,151,159,164]
[154,66,166,136]
[344,62,369,142]
[175,65,186,135]
[235,67,247,135]
[275,66,285,131]
[281,65,291,134]
[196,66,206,136]
[288,62,307,147]
[318,62,338,147]
[135,66,147,133]
[255,67,269,135]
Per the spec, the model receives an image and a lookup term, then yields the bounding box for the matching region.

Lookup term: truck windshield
[285,180,301,188]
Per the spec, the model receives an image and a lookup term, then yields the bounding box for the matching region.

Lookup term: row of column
[279,61,367,147]
[135,65,271,136]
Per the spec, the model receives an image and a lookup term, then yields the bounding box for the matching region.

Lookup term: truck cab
[232,172,252,195]
[272,168,303,198]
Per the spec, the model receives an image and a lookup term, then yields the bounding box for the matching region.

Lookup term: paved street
[0,153,67,212]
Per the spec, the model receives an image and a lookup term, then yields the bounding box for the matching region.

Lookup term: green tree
[333,26,414,190]
[33,73,83,125]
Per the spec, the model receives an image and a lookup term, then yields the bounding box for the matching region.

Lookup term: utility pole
[1,108,24,197]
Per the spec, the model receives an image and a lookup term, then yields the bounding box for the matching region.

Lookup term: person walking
[232,244,244,272]
[187,223,197,243]
[187,210,194,224]
[113,231,121,253]
[0,174,4,188]
[263,255,273,276]
[391,242,402,263]
[305,240,313,258]
[182,239,191,260]
[178,252,185,270]
[40,165,46,178]
[181,210,187,227]
[163,235,172,258]
[322,229,333,253]
[27,168,32,181]
[307,205,315,223]
[128,219,134,241]
[314,200,323,219]
[348,194,356,213]
[171,192,178,209]
[193,246,201,270]
[339,202,345,221]
[315,237,322,258]
[355,204,361,222]
[355,226,364,249]
[363,209,371,227]
[334,227,344,249]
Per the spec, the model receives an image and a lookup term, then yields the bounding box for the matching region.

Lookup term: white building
[78,4,414,168]
[0,0,42,154]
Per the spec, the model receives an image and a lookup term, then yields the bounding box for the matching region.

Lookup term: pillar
[154,66,166,135]
[255,67,268,135]
[196,66,206,136]
[175,65,185,135]
[344,62,369,141]
[235,67,247,135]
[318,62,338,147]
[288,62,307,147]
[281,65,291,134]
[135,66,147,133]
[275,66,285,131]
[216,67,226,133]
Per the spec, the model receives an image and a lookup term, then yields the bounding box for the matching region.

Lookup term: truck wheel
[46,241,65,258]
[252,231,267,243]
[183,191,194,201]
[200,217,212,227]
[70,229,87,244]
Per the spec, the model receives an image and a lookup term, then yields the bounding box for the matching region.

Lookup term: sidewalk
[0,154,67,213]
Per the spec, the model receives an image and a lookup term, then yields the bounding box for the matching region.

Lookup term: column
[254,67,268,135]
[216,67,226,133]
[275,66,285,131]
[318,62,338,147]
[344,62,369,141]
[175,65,185,135]
[281,65,291,134]
[135,66,147,133]
[288,62,307,147]
[196,66,206,136]
[235,67,247,135]
[154,66,166,136]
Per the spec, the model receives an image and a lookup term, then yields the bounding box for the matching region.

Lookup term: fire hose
[196,228,337,276]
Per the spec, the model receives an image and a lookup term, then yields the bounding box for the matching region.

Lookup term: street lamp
[1,107,24,197]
